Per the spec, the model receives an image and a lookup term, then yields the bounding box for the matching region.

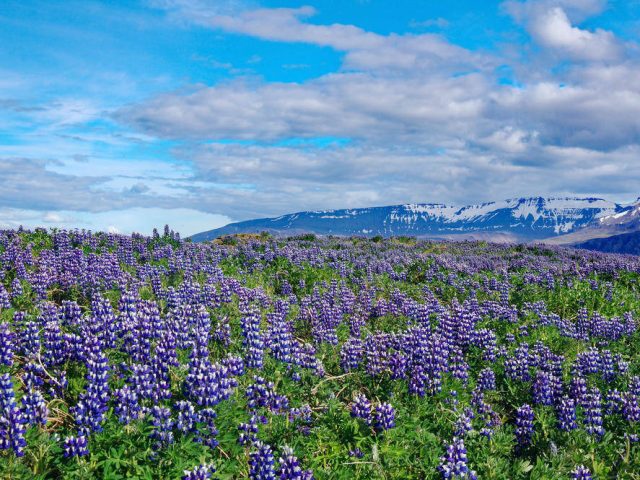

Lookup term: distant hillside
[190,197,627,242]
[576,230,640,255]
[543,200,640,246]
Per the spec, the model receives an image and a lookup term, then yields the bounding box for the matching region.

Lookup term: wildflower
[373,402,396,432]
[182,464,215,480]
[515,404,534,447]
[63,435,89,458]
[249,441,276,480]
[571,465,593,479]
[438,437,477,479]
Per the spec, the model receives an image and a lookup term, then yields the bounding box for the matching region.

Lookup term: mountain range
[190,197,640,251]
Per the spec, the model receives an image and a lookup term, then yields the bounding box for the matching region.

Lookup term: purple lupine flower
[0,373,27,456]
[43,319,68,368]
[605,389,624,415]
[246,376,276,410]
[288,404,312,424]
[90,293,117,349]
[19,320,41,358]
[114,386,141,424]
[350,394,372,425]
[9,278,22,300]
[570,376,588,406]
[195,408,219,449]
[21,389,48,426]
[449,348,469,385]
[149,406,174,450]
[222,354,246,377]
[574,348,601,376]
[245,375,289,415]
[409,365,427,397]
[471,328,497,362]
[556,396,578,431]
[0,323,15,366]
[238,414,261,446]
[583,387,604,438]
[532,371,555,406]
[373,402,396,432]
[249,441,276,480]
[0,401,27,457]
[389,350,408,380]
[277,445,313,479]
[630,376,640,396]
[349,448,364,458]
[515,404,534,447]
[184,358,238,407]
[571,465,593,479]
[454,408,474,437]
[71,340,110,433]
[63,435,89,458]
[340,338,363,372]
[213,315,232,346]
[22,362,45,391]
[241,307,265,370]
[622,393,640,423]
[476,368,496,391]
[504,344,531,382]
[176,400,198,434]
[438,437,477,479]
[61,300,82,328]
[600,350,616,382]
[267,302,294,363]
[182,463,215,480]
[616,356,630,375]
[0,283,11,310]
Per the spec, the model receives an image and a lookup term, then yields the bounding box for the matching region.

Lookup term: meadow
[1,227,640,479]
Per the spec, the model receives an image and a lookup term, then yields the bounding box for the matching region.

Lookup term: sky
[1,0,640,235]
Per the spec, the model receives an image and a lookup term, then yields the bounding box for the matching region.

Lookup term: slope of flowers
[1,228,640,478]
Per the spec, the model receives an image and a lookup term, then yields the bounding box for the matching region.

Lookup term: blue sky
[1,0,640,235]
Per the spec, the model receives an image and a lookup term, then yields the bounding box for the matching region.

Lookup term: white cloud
[478,127,540,154]
[43,212,68,223]
[505,0,622,61]
[529,7,621,61]
[156,3,489,73]
[117,72,492,143]
[166,141,640,219]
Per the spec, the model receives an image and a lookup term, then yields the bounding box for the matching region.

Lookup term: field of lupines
[2,228,640,479]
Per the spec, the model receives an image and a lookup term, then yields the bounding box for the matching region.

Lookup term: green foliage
[3,231,640,479]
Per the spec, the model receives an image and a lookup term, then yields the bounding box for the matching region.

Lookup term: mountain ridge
[190,196,632,243]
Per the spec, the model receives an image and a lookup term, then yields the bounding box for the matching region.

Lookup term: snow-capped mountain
[190,197,630,242]
[545,198,640,246]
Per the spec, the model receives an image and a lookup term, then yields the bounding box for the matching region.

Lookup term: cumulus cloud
[162,139,640,219]
[118,61,640,152]
[117,72,492,143]
[505,0,622,61]
[0,157,177,213]
[529,7,620,60]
